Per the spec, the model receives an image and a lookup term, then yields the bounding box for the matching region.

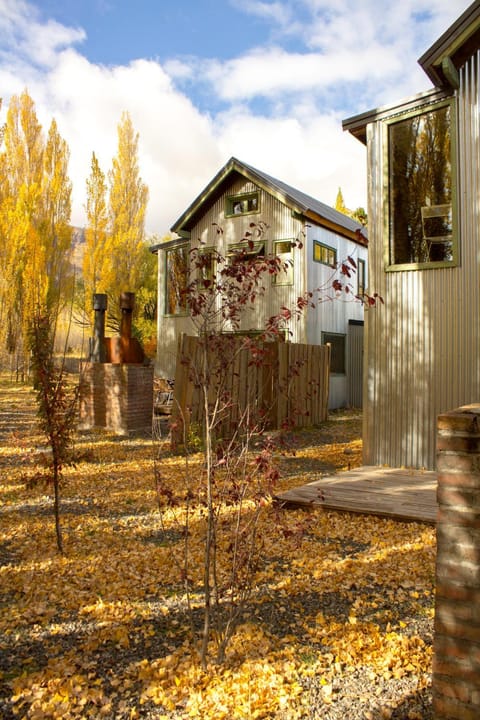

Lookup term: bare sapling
[27,313,79,554]
[154,222,381,668]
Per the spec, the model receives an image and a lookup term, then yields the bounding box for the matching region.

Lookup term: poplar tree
[40,118,74,325]
[104,111,149,296]
[335,187,347,215]
[0,90,73,355]
[0,91,44,354]
[83,152,108,317]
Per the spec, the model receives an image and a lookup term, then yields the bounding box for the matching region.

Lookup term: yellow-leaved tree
[40,118,74,320]
[0,91,73,363]
[102,111,149,297]
[83,151,108,318]
[84,111,155,352]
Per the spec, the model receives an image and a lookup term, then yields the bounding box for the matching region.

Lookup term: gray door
[347,320,364,408]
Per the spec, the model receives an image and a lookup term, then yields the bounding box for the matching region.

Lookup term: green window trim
[272,239,294,285]
[225,191,260,217]
[313,240,337,267]
[164,243,189,316]
[384,97,458,272]
[357,258,366,296]
[197,246,216,284]
[227,240,266,263]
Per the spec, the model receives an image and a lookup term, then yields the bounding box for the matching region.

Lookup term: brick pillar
[434,405,480,720]
[79,362,154,435]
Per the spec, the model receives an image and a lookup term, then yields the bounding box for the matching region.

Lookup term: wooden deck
[275,466,438,524]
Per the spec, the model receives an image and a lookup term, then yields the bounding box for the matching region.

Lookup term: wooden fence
[171,334,330,440]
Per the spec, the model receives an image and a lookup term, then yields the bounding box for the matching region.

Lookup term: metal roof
[170,156,367,244]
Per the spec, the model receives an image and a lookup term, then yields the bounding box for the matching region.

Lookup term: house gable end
[171,157,366,246]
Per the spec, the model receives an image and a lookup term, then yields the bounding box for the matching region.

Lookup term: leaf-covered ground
[0,378,436,719]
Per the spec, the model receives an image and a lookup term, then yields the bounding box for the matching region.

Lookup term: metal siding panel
[364,51,480,469]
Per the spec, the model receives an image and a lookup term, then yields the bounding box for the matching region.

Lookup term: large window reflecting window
[388,100,456,268]
[165,244,188,315]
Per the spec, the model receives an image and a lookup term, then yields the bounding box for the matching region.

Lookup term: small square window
[273,239,294,285]
[226,192,260,217]
[313,241,337,266]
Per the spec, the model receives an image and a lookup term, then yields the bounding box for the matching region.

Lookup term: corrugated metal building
[152,157,368,409]
[343,1,480,469]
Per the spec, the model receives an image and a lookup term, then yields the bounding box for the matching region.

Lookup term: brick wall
[434,405,480,719]
[79,363,154,435]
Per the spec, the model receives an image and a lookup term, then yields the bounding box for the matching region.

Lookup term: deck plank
[275,466,437,524]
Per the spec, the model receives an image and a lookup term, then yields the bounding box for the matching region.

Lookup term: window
[273,239,294,285]
[313,241,337,266]
[322,332,346,374]
[357,258,366,296]
[226,192,259,217]
[387,99,456,269]
[165,244,188,315]
[197,247,216,285]
[227,240,265,263]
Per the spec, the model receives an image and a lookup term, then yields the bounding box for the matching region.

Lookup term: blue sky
[0,0,472,234]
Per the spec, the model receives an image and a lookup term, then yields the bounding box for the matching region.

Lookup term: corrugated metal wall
[364,51,480,469]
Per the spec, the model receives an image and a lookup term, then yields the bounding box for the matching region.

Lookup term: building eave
[342,87,452,145]
[418,0,480,90]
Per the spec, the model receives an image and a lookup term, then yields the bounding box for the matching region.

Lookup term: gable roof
[170,156,367,244]
[343,0,480,144]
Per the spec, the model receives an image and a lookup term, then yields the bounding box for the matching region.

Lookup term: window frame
[384,96,458,272]
[322,332,346,375]
[313,240,337,267]
[196,246,216,285]
[226,239,266,264]
[164,242,189,316]
[357,258,366,296]
[272,238,294,285]
[225,191,260,218]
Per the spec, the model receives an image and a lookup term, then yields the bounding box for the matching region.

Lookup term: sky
[0,0,472,236]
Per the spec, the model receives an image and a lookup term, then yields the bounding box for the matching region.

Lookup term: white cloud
[231,0,295,29]
[0,0,85,67]
[200,44,402,103]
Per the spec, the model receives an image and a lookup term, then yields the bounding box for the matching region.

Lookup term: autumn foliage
[0,380,435,719]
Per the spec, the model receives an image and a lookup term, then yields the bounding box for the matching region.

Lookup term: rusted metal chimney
[91,293,107,362]
[106,292,145,364]
[120,292,135,341]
